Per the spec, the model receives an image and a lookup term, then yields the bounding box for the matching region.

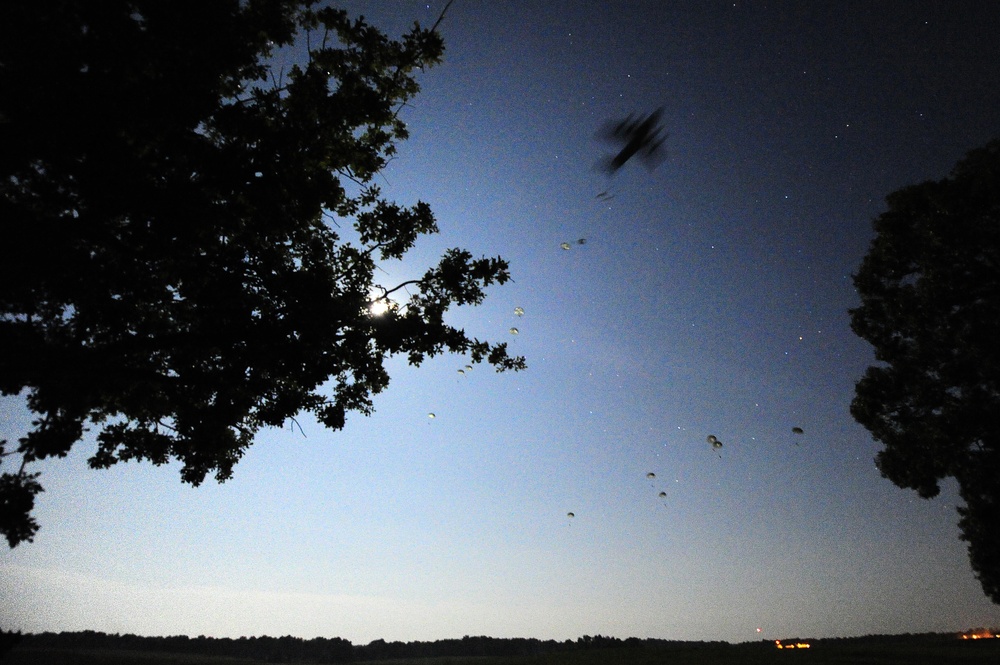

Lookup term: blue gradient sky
[3,0,1000,644]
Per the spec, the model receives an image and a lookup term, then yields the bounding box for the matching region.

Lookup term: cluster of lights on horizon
[960,628,1000,640]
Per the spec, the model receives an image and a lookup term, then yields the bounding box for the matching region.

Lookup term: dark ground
[4,637,1000,665]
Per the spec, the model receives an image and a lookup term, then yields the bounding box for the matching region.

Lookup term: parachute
[658,491,667,498]
[457,369,465,375]
[792,427,804,435]
[567,512,575,519]
[707,435,723,450]
[560,242,572,250]
[428,413,436,419]
[509,327,519,335]
[514,306,524,317]
[465,364,473,371]
[646,472,656,479]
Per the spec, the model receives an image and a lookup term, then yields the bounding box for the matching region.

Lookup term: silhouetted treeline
[12,631,723,663]
[14,629,981,663]
[0,630,23,658]
[15,631,353,663]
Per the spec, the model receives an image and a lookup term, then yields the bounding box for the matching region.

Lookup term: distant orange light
[775,640,811,649]
[960,629,1000,640]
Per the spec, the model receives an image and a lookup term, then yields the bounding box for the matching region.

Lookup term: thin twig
[430,0,456,33]
[156,419,180,433]
[382,279,423,298]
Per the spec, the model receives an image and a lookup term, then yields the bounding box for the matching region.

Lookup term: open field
[6,639,1000,665]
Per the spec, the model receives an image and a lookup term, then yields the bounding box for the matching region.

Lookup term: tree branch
[381,279,423,299]
[430,0,456,33]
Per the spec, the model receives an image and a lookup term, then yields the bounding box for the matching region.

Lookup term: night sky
[3,0,1000,645]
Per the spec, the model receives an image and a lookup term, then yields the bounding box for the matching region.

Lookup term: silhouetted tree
[0,629,23,658]
[850,139,1000,603]
[0,0,522,547]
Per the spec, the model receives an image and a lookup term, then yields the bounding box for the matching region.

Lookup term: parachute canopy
[792,427,804,435]
[514,306,524,317]
[646,472,656,479]
[509,327,519,335]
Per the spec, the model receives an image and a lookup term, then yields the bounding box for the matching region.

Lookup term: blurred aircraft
[597,107,668,173]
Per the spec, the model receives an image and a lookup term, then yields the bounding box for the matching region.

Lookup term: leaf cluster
[849,139,1000,602]
[0,0,523,547]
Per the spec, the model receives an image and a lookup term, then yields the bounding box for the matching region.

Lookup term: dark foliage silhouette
[12,631,734,663]
[850,139,1000,603]
[0,630,23,659]
[0,0,523,547]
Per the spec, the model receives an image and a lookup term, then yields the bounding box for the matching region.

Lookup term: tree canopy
[0,0,523,547]
[850,139,1000,603]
